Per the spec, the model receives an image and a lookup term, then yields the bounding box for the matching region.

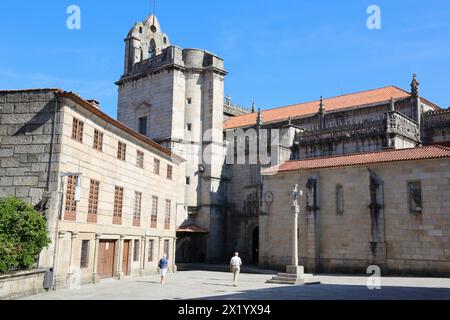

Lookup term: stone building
[1,13,450,280]
[116,16,228,263]
[222,81,450,265]
[260,146,450,276]
[0,89,185,288]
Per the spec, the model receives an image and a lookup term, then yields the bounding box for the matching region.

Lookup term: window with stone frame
[164,239,170,260]
[88,179,100,223]
[167,164,173,180]
[80,240,90,268]
[336,184,344,215]
[408,181,423,214]
[64,175,77,221]
[117,141,127,161]
[153,158,160,175]
[148,239,154,262]
[151,196,158,228]
[113,186,124,225]
[137,150,144,168]
[93,129,103,152]
[164,200,171,230]
[133,191,142,227]
[71,117,84,143]
[133,239,140,262]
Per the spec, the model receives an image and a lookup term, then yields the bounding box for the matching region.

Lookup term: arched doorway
[252,227,259,265]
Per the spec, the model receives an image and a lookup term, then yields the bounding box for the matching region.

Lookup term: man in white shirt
[230,252,243,287]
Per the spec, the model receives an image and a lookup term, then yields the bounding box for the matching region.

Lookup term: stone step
[277,273,315,279]
[266,279,306,285]
[266,277,321,285]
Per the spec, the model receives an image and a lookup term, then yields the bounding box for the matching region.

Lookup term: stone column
[68,232,79,273]
[68,232,80,289]
[287,185,304,277]
[92,233,102,283]
[172,236,178,273]
[116,235,125,280]
[140,236,146,276]
[54,231,67,289]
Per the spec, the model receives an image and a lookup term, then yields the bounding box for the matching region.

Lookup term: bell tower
[116,14,228,263]
[123,15,171,76]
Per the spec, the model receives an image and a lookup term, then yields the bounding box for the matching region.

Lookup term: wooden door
[97,240,116,278]
[122,240,130,276]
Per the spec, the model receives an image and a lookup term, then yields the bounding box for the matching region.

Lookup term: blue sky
[0,0,449,117]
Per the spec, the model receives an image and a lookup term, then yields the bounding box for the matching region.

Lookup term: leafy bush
[0,197,51,274]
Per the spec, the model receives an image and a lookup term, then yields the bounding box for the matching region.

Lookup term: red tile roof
[224,86,413,129]
[177,224,209,234]
[262,146,450,174]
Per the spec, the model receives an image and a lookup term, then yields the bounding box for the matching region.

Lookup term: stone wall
[0,270,47,300]
[261,158,450,276]
[0,89,62,206]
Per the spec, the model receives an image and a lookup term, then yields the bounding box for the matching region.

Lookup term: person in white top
[230,252,243,287]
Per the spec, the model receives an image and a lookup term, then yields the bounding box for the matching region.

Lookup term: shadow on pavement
[192,284,450,301]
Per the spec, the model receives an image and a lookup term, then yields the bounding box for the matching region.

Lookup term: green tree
[0,197,51,274]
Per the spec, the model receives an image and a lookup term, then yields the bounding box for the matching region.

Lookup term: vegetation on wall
[0,197,51,274]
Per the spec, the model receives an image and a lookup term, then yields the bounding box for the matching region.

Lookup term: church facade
[1,14,450,286]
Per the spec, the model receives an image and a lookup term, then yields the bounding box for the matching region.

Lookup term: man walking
[230,252,243,287]
[158,254,168,284]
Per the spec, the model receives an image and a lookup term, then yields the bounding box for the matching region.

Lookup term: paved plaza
[21,270,450,300]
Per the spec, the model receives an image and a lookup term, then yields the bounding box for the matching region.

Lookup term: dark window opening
[80,240,90,268]
[138,117,148,136]
[408,181,422,214]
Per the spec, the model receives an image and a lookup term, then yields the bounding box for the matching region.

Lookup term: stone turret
[123,15,171,76]
[410,74,421,126]
[318,96,326,130]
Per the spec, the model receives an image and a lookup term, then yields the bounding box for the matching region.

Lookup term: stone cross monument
[287,184,304,276]
[267,184,320,285]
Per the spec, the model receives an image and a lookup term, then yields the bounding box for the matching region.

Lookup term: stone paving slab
[19,271,450,300]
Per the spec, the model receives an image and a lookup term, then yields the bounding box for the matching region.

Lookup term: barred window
[164,200,171,230]
[71,118,84,143]
[148,239,154,262]
[64,175,77,221]
[408,181,422,214]
[93,129,103,152]
[133,191,142,227]
[151,196,158,228]
[117,141,127,161]
[154,158,160,175]
[167,165,173,180]
[80,240,90,268]
[137,150,144,168]
[88,179,100,223]
[113,186,124,225]
[133,239,140,262]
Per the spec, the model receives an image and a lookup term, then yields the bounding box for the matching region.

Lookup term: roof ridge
[0,88,63,93]
[224,85,410,125]
[284,145,442,164]
[264,145,450,174]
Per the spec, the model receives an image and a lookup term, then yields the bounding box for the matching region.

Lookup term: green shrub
[0,197,51,274]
